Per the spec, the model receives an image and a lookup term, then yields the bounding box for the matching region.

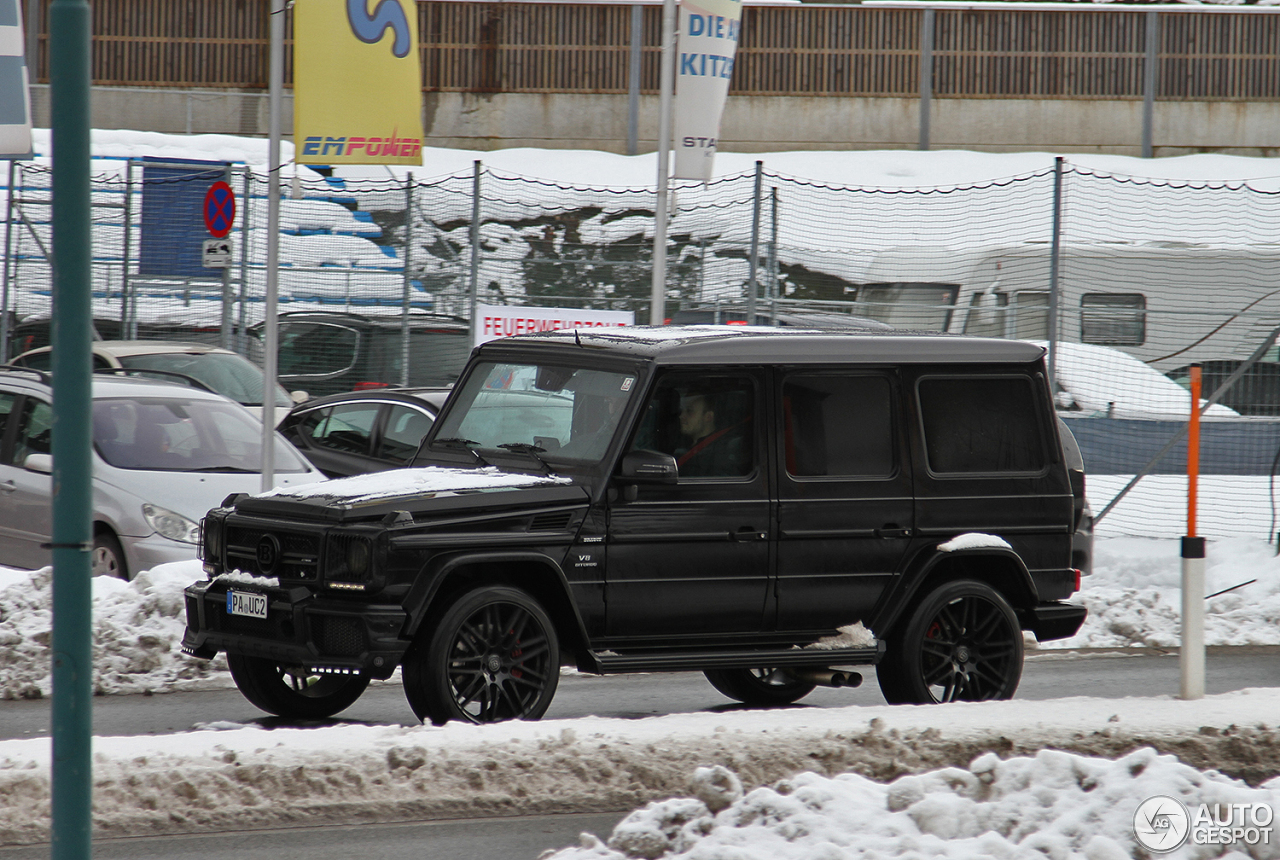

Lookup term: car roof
[0,367,244,402]
[15,340,237,360]
[288,386,453,413]
[478,326,1047,365]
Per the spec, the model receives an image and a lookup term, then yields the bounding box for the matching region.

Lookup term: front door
[773,370,915,633]
[0,396,54,569]
[605,370,771,639]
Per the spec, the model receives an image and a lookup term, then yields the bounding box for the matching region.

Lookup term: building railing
[24,0,1280,100]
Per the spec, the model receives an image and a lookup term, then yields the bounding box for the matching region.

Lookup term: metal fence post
[401,173,414,387]
[238,164,251,354]
[746,161,763,322]
[919,7,934,152]
[1142,11,1159,159]
[1047,156,1064,387]
[628,3,642,157]
[119,159,133,337]
[769,185,779,306]
[468,160,482,345]
[1,160,15,362]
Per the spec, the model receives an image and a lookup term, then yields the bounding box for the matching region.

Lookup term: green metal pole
[49,0,94,858]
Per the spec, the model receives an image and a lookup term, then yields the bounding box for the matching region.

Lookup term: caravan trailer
[850,242,1280,372]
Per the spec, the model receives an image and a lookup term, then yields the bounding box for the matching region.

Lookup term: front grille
[226,525,321,581]
[312,616,366,657]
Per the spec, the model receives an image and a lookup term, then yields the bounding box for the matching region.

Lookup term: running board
[583,642,884,674]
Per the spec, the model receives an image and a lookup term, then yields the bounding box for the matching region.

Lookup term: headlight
[142,504,201,544]
[200,514,222,562]
[346,538,371,578]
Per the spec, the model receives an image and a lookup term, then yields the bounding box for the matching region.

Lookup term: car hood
[96,466,327,525]
[235,466,585,522]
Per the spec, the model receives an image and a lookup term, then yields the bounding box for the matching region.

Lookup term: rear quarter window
[917,375,1048,474]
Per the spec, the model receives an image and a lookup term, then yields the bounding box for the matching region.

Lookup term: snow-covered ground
[2,535,1279,853]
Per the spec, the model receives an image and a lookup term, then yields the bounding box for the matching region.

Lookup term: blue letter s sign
[347,0,412,58]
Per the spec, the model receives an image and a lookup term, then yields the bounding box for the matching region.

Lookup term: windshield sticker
[621,377,634,391]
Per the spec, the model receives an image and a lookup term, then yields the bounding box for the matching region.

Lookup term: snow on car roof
[256,465,571,504]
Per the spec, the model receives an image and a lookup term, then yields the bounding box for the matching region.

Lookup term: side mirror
[618,449,678,485]
[23,453,52,474]
[291,390,310,404]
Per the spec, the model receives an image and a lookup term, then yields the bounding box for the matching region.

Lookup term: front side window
[629,373,755,479]
[273,323,361,377]
[783,374,893,478]
[14,399,52,465]
[432,361,638,465]
[380,404,434,464]
[303,403,380,455]
[918,376,1047,474]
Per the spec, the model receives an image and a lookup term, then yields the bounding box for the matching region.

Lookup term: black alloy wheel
[402,585,559,725]
[704,667,817,706]
[876,579,1023,704]
[226,653,370,719]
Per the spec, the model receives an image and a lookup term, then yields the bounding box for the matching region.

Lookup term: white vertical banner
[0,0,32,159]
[672,0,742,182]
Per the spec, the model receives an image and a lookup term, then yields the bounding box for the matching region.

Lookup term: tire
[704,668,818,706]
[876,579,1023,705]
[226,653,370,719]
[91,530,129,581]
[402,585,560,726]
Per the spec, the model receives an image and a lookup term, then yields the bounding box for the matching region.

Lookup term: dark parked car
[279,387,452,478]
[249,310,470,398]
[184,327,1087,725]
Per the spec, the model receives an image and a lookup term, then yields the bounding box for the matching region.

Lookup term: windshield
[118,352,293,408]
[431,361,638,465]
[92,397,309,473]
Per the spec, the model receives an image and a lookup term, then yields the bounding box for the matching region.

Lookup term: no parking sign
[203,181,236,238]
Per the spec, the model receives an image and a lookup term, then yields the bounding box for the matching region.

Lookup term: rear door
[773,369,915,633]
[0,396,54,568]
[290,401,385,477]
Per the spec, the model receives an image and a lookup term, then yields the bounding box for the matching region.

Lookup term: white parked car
[0,369,325,579]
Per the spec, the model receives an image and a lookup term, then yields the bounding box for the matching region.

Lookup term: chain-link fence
[5,157,1280,539]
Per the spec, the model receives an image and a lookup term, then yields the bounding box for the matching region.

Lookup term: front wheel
[402,585,560,725]
[227,654,370,718]
[704,668,817,706]
[876,579,1023,705]
[92,530,129,580]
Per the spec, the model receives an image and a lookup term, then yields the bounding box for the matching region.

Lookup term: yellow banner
[294,0,423,165]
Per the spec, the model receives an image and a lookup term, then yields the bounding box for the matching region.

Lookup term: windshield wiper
[498,442,553,474]
[433,437,490,467]
[190,465,256,473]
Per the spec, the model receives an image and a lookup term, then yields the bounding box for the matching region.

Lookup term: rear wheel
[227,654,370,718]
[704,667,817,706]
[402,585,559,725]
[91,530,129,580]
[876,579,1023,704]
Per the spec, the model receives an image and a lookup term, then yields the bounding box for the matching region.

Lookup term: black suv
[184,327,1086,724]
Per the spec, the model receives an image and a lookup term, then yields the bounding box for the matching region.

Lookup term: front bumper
[181,579,409,680]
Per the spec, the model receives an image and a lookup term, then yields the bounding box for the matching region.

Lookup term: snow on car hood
[256,466,573,505]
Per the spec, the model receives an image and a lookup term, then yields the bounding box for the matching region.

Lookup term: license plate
[226,590,268,619]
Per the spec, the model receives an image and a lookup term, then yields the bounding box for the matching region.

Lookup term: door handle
[731,527,768,541]
[875,525,912,539]
[0,480,15,494]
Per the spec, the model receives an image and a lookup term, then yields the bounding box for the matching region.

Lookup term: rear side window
[917,375,1047,474]
[302,403,380,455]
[783,374,894,478]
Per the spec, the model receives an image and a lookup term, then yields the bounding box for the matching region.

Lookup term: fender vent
[530,511,572,531]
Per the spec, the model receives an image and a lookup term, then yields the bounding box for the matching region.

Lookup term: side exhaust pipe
[787,668,863,688]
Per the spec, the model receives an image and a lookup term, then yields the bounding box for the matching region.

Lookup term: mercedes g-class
[183,326,1087,724]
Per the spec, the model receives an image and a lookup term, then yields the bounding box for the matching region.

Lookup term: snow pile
[0,562,226,700]
[259,465,574,504]
[938,533,1013,552]
[550,747,1280,860]
[4,689,1280,846]
[806,623,876,650]
[1040,536,1280,650]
